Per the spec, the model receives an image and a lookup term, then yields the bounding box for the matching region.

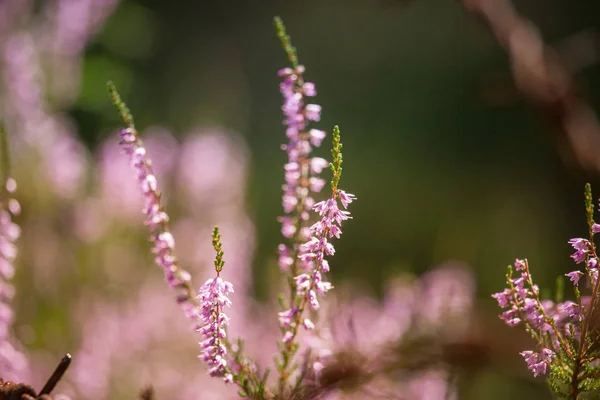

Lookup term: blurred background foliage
[5,0,600,398]
[82,0,600,297]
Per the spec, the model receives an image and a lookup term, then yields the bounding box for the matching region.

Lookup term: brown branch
[462,0,600,173]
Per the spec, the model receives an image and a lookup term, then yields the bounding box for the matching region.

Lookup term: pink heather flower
[302,318,315,330]
[569,238,588,250]
[281,190,356,335]
[310,157,329,174]
[559,301,583,321]
[278,307,298,329]
[338,190,357,209]
[593,223,600,234]
[3,34,88,199]
[566,271,584,285]
[197,276,234,382]
[279,216,296,238]
[514,258,526,271]
[568,238,589,264]
[493,255,592,382]
[491,288,512,308]
[309,129,326,146]
[282,331,294,343]
[305,104,322,121]
[278,244,294,271]
[520,349,554,377]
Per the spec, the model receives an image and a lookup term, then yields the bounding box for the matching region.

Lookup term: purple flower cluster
[198,276,234,383]
[492,258,585,377]
[278,65,327,270]
[118,127,200,324]
[520,349,555,377]
[280,190,356,341]
[563,231,600,303]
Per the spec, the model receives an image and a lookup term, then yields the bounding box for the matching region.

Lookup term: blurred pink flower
[51,0,120,57]
[70,281,236,399]
[98,127,178,223]
[176,129,248,211]
[407,370,457,400]
[415,261,475,333]
[3,34,88,199]
[43,0,120,105]
[307,264,474,399]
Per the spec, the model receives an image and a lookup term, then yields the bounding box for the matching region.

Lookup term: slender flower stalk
[273,17,338,392]
[197,227,234,383]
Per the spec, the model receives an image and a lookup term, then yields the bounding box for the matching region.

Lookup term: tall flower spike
[274,17,334,391]
[197,227,234,383]
[0,126,28,380]
[275,16,327,276]
[108,82,201,326]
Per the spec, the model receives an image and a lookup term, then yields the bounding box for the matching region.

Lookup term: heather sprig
[197,227,234,383]
[492,184,600,398]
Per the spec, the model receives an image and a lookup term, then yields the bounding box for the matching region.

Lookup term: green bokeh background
[66,0,600,397]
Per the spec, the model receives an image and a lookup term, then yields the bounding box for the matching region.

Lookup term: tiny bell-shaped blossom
[568,238,589,264]
[565,270,584,285]
[520,349,554,377]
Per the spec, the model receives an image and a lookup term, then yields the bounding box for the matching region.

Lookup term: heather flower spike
[492,183,600,398]
[274,17,357,393]
[197,227,234,383]
[0,125,27,381]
